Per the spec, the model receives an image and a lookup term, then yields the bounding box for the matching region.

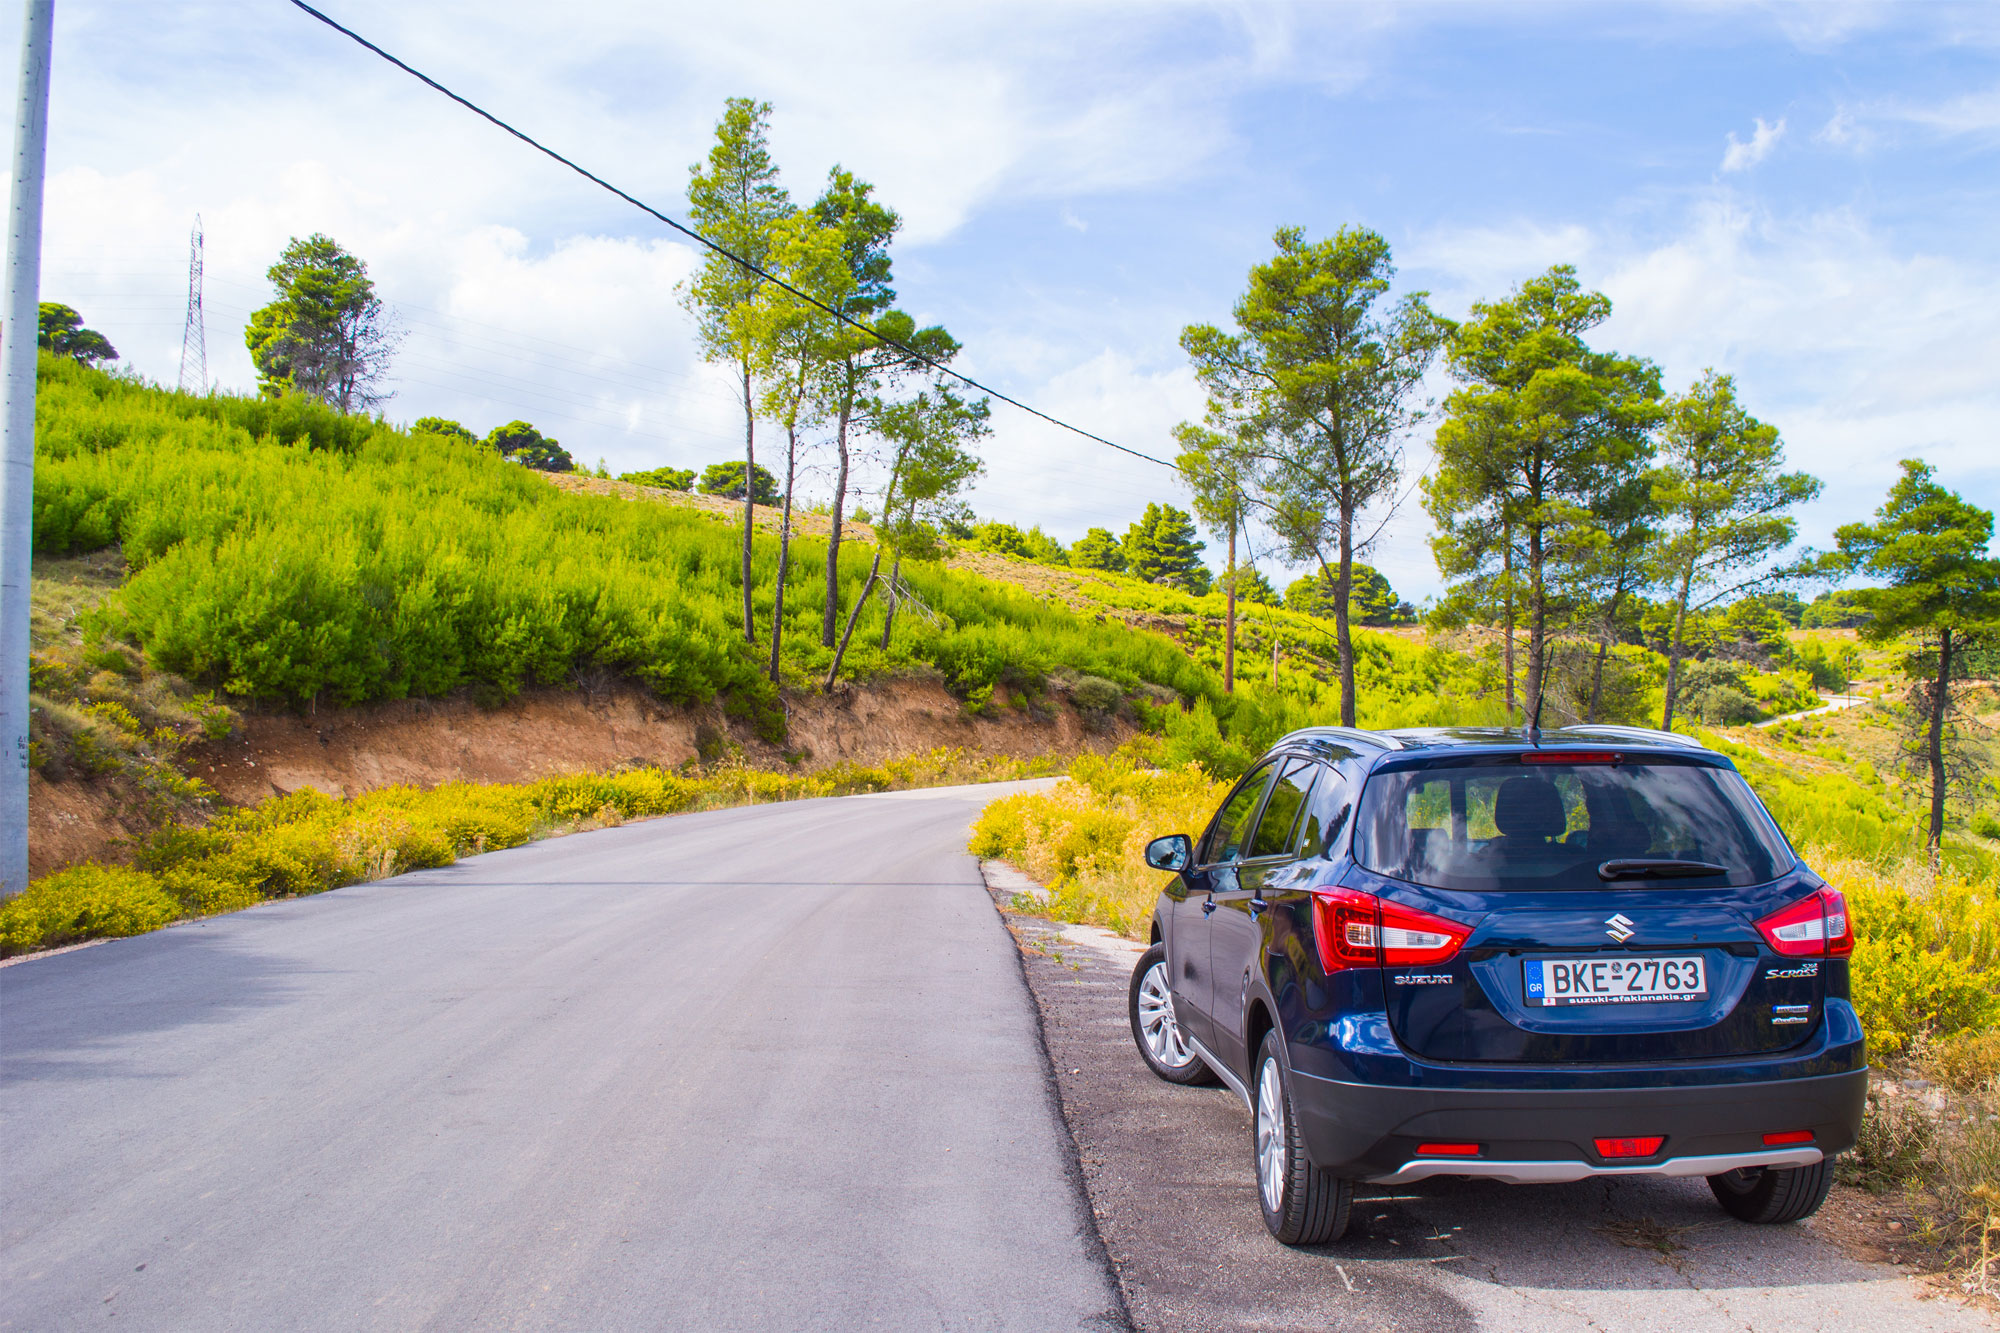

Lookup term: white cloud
[1890,85,2000,138]
[1398,196,2000,599]
[959,348,1205,534]
[1811,85,2000,155]
[1721,117,1787,172]
[1815,108,1858,147]
[1059,206,1089,234]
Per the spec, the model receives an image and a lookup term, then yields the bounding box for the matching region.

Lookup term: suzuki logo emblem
[1605,913,1636,943]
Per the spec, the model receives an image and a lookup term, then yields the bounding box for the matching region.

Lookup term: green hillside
[30,354,1225,724]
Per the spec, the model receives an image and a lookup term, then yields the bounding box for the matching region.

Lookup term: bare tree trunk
[1585,584,1632,724]
[1926,627,1953,856]
[1661,562,1696,732]
[1334,509,1356,727]
[1524,521,1546,727]
[825,549,881,688]
[1224,518,1236,694]
[821,401,852,649]
[1502,530,1516,721]
[879,552,903,650]
[768,423,798,684]
[739,362,756,645]
[1271,638,1280,689]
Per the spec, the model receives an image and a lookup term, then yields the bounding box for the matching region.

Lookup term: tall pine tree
[683,98,791,646]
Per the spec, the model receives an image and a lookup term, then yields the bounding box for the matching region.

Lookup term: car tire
[1129,944,1218,1086]
[1253,1030,1352,1245]
[1706,1157,1835,1223]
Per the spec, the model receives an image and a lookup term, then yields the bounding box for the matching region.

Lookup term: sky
[29,0,2000,601]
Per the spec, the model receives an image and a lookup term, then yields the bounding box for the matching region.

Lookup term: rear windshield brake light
[1522,751,1622,764]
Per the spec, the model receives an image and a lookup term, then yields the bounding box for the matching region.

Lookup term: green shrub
[1070,675,1124,714]
[29,352,1221,715]
[0,864,178,952]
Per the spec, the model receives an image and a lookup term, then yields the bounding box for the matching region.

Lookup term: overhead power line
[285,0,1177,470]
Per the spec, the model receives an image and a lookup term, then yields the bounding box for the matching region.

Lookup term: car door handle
[1201,899,1216,916]
[1248,898,1268,918]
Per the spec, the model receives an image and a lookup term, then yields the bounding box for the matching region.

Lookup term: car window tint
[1355,758,1792,890]
[1203,765,1273,864]
[1297,765,1352,859]
[1248,761,1316,859]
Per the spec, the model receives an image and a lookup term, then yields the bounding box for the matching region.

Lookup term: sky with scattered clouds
[33,0,2000,600]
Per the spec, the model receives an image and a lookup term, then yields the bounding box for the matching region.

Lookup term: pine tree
[1652,370,1819,731]
[683,98,791,646]
[1068,527,1126,573]
[1124,504,1210,594]
[1834,460,2000,854]
[1426,266,1662,727]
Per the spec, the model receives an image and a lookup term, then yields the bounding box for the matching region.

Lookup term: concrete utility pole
[0,0,53,899]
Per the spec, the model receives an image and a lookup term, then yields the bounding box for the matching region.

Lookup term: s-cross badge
[1605,913,1636,943]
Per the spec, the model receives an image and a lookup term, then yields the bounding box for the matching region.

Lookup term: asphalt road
[1,782,1124,1332]
[998,902,1995,1333]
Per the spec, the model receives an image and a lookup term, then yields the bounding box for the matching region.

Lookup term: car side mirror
[1145,834,1193,872]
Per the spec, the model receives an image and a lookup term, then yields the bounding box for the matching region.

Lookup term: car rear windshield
[1352,758,1793,891]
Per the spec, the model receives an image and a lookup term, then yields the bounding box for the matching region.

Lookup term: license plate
[1524,955,1707,1006]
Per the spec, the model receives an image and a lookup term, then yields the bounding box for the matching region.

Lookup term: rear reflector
[1594,1136,1665,1158]
[1416,1143,1481,1157]
[1522,751,1622,764]
[1763,1130,1815,1146]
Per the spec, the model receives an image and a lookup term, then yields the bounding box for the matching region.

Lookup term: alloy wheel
[1137,962,1193,1069]
[1256,1056,1287,1214]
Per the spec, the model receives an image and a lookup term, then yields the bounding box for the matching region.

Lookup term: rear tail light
[1595,1136,1665,1158]
[1312,888,1382,973]
[1416,1142,1481,1157]
[1755,887,1854,958]
[1311,889,1471,972]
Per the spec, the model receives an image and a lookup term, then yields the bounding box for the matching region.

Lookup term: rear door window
[1247,761,1317,859]
[1296,764,1353,859]
[1354,758,1793,890]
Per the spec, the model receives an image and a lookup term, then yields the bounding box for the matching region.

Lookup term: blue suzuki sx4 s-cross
[1127,725,1866,1245]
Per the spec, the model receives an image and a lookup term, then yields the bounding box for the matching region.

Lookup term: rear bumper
[1289,1064,1868,1183]
[1373,1146,1823,1186]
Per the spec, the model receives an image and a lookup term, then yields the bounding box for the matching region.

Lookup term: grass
[29,352,1221,720]
[27,547,233,815]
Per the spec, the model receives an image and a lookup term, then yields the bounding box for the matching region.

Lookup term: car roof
[1266,723,1715,766]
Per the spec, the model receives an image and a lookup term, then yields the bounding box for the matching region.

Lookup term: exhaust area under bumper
[1369,1145,1825,1185]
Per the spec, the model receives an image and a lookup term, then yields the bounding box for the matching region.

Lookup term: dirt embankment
[28,677,1129,875]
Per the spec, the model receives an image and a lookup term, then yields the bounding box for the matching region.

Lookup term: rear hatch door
[1349,750,1827,1064]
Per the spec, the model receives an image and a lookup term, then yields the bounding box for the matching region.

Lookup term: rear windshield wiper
[1597,858,1729,881]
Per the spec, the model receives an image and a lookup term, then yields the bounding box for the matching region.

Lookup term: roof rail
[1561,724,1705,749]
[1285,725,1403,751]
